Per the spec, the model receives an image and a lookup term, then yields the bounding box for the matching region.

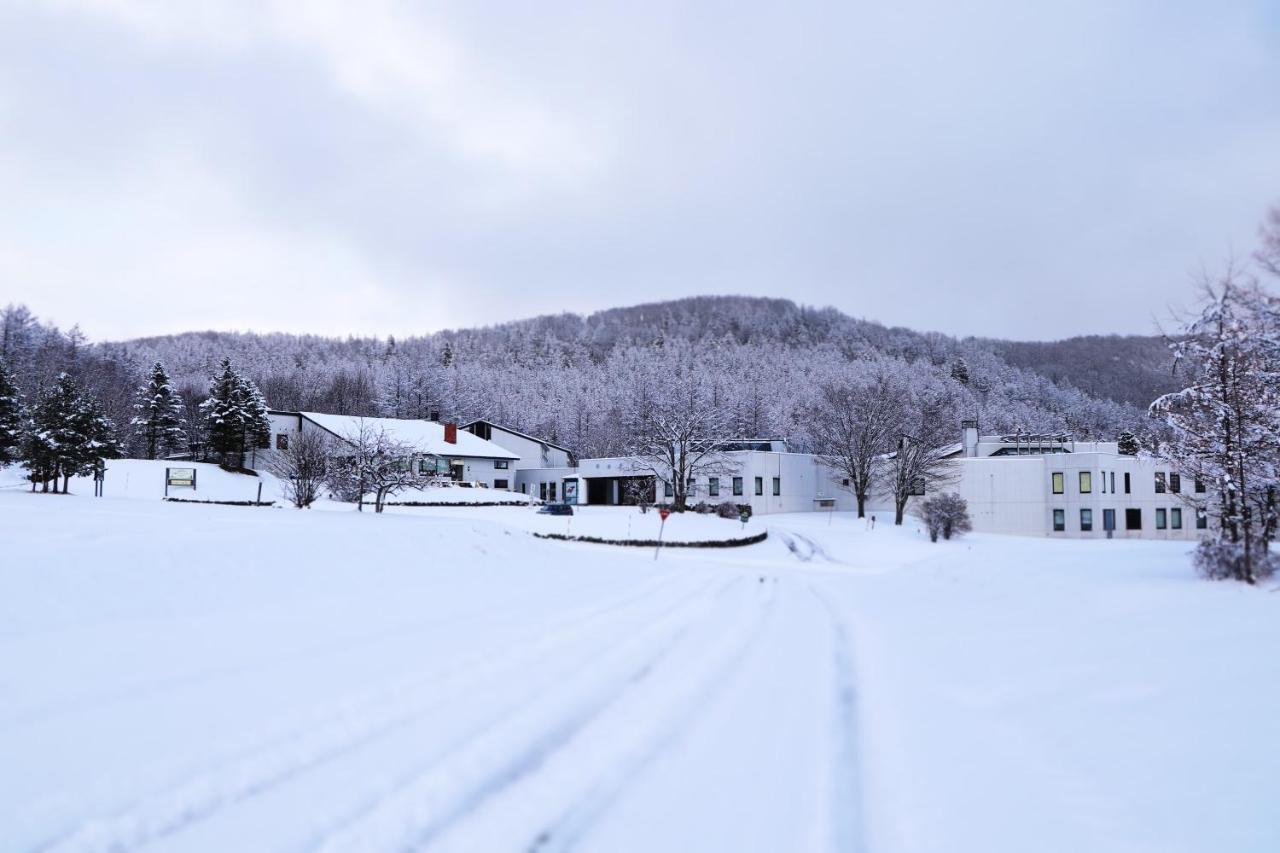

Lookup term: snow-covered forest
[1,297,1156,460]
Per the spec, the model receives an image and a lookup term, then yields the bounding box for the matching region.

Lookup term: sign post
[655,506,670,560]
[93,460,105,498]
[165,467,197,497]
[740,508,750,531]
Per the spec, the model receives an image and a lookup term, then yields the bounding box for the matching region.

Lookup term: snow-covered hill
[1,492,1276,852]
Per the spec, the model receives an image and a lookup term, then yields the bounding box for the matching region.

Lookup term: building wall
[481,428,573,470]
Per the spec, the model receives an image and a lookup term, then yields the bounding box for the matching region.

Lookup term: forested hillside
[2,296,1163,459]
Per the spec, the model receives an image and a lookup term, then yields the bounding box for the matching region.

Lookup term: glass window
[494,479,509,490]
[1194,478,1206,494]
[1101,472,1107,494]
[1078,471,1092,494]
[772,477,780,496]
[549,482,557,502]
[664,480,674,497]
[1080,508,1093,532]
[908,477,926,496]
[1124,472,1131,494]
[1171,508,1182,529]
[539,482,547,501]
[709,477,720,497]
[754,477,764,496]
[1155,508,1167,529]
[1155,472,1166,493]
[733,477,743,496]
[1196,510,1208,529]
[1053,509,1065,532]
[1125,508,1142,530]
[494,459,509,469]
[1051,472,1064,494]
[1109,472,1115,493]
[276,433,289,451]
[1169,473,1181,494]
[1103,509,1116,531]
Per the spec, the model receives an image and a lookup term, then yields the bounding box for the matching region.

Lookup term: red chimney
[444,422,457,444]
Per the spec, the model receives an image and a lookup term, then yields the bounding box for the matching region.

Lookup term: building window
[494,479,509,490]
[539,483,547,501]
[1156,508,1167,530]
[276,433,289,451]
[494,459,509,470]
[1080,508,1093,532]
[1078,471,1092,494]
[664,480,674,497]
[1125,508,1142,530]
[1101,472,1107,494]
[754,477,764,496]
[733,477,743,496]
[709,477,720,497]
[471,422,492,440]
[1103,508,1116,532]
[842,478,850,487]
[1169,473,1181,494]
[1124,472,1131,494]
[1109,472,1115,493]
[1194,478,1206,494]
[1155,472,1166,493]
[548,482,557,501]
[1051,472,1064,494]
[908,477,926,496]
[772,477,780,496]
[1171,508,1182,529]
[1053,509,1065,532]
[1197,510,1208,529]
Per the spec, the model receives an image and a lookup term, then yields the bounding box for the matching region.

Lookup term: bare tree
[324,421,427,513]
[807,372,902,518]
[887,382,960,526]
[266,429,330,508]
[624,370,735,511]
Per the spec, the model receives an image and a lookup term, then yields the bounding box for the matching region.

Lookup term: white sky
[1,0,1278,341]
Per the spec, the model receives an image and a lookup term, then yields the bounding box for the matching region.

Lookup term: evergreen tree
[949,357,971,385]
[238,371,272,463]
[201,357,247,467]
[0,359,24,465]
[131,361,186,460]
[25,373,84,492]
[1117,430,1139,455]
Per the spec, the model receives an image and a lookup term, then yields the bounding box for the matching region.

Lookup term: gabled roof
[290,411,519,459]
[462,419,574,454]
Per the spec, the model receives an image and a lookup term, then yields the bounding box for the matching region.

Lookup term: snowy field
[2,487,1278,852]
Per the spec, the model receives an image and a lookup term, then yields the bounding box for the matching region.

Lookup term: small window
[1196,510,1208,529]
[1155,508,1167,529]
[772,477,780,496]
[709,477,720,497]
[1109,472,1115,494]
[908,477,926,496]
[1125,508,1142,530]
[1051,472,1064,494]
[494,459,509,470]
[1155,472,1166,494]
[549,482,557,501]
[539,482,547,501]
[494,479,509,490]
[664,480,674,497]
[1101,472,1107,494]
[276,433,289,451]
[733,477,743,496]
[1169,473,1181,494]
[1080,508,1093,532]
[754,477,764,496]
[1194,478,1206,494]
[842,478,850,487]
[1078,471,1092,494]
[1053,509,1065,532]
[1171,508,1182,529]
[1103,508,1116,531]
[1124,472,1131,494]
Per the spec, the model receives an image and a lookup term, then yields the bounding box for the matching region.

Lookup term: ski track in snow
[308,576,756,853]
[808,583,869,853]
[36,571,715,853]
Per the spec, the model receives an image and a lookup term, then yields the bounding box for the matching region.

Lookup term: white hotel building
[266,411,1206,541]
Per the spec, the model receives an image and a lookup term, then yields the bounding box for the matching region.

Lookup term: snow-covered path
[3,493,1278,852]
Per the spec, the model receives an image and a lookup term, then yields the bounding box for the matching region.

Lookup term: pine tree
[238,372,271,464]
[0,359,24,465]
[201,357,247,467]
[1117,430,1139,455]
[131,361,186,460]
[26,373,84,492]
[949,358,971,386]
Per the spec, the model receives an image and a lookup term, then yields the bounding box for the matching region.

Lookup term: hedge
[382,501,534,508]
[532,531,767,549]
[163,497,275,507]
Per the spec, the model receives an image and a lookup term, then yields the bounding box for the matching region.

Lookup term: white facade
[463,421,574,469]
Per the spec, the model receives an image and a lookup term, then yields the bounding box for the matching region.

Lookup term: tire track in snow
[808,583,869,853]
[308,577,756,853]
[36,571,714,853]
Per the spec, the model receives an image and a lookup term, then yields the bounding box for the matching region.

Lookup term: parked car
[538,503,574,516]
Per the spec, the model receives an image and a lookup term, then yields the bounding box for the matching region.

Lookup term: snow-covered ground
[390,503,758,544]
[1,488,1277,852]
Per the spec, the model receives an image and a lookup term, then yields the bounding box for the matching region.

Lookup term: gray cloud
[1,0,1277,341]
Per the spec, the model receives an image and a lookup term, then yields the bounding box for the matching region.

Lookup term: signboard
[563,479,579,504]
[658,507,670,521]
[165,467,197,496]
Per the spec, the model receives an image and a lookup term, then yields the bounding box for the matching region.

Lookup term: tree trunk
[894,496,907,526]
[855,492,866,519]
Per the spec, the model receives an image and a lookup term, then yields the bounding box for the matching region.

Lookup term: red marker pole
[655,506,670,560]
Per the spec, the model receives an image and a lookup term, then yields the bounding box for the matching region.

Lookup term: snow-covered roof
[298,412,519,460]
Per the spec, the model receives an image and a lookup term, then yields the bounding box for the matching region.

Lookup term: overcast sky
[1,1,1278,342]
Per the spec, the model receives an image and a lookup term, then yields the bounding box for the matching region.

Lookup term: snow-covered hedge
[532,531,767,548]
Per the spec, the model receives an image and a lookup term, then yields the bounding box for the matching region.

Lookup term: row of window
[1052,470,1207,496]
[663,476,781,498]
[1052,506,1207,532]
